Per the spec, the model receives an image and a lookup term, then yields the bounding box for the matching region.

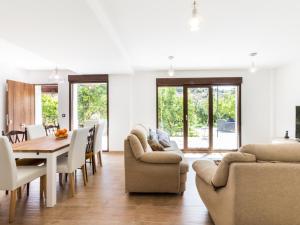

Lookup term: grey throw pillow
[157,129,171,147]
[149,129,159,142]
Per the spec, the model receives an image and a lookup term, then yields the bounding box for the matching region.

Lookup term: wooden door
[6,80,35,131]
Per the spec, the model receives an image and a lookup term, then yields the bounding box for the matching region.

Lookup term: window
[157,77,242,151]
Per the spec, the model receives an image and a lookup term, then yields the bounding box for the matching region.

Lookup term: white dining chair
[56,128,89,196]
[0,136,46,223]
[26,124,47,140]
[93,121,105,167]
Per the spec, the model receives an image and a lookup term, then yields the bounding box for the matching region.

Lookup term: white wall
[273,63,300,138]
[2,68,274,150]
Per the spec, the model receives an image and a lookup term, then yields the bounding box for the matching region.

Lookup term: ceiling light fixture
[168,56,175,76]
[189,0,202,32]
[49,67,64,83]
[249,52,258,73]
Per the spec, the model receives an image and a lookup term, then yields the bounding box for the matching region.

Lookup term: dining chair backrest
[2,130,27,144]
[84,119,100,129]
[93,121,105,154]
[86,126,95,154]
[26,125,47,140]
[44,124,60,136]
[67,128,89,172]
[0,137,17,190]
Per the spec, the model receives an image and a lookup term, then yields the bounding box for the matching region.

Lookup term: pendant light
[249,53,258,73]
[189,0,202,31]
[168,56,175,76]
[49,67,64,83]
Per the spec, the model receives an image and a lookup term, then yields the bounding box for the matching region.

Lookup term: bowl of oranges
[55,128,68,139]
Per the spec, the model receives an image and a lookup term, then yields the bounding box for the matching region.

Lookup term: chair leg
[85,162,89,183]
[40,175,46,199]
[26,183,30,196]
[17,187,22,199]
[92,155,96,174]
[59,173,63,186]
[98,151,103,167]
[43,175,47,199]
[69,172,75,197]
[65,173,68,182]
[9,190,17,223]
[5,190,9,195]
[81,165,87,186]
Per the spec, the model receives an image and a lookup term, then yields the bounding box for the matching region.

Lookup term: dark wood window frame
[68,74,109,151]
[156,77,242,152]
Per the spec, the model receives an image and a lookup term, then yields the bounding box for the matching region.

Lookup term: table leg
[46,156,56,207]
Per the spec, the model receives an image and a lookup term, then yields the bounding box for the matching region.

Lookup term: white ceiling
[0,0,299,73]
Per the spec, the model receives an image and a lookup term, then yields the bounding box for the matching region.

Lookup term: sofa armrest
[192,160,218,185]
[139,152,182,164]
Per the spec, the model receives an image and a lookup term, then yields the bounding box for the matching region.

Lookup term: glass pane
[187,88,209,148]
[42,92,58,125]
[158,87,184,149]
[73,83,108,150]
[213,86,238,150]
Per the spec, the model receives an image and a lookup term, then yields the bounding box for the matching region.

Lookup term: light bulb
[189,1,202,31]
[168,68,174,76]
[249,61,257,73]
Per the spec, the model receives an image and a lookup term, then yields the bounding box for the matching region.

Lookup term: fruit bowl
[55,128,68,139]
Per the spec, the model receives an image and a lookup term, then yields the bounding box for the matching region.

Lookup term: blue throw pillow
[157,129,171,147]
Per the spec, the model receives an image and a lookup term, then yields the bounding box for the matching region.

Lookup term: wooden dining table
[12,134,72,207]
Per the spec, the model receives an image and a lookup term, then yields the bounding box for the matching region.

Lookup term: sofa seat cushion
[240,143,300,162]
[180,159,189,174]
[212,152,256,188]
[164,141,179,151]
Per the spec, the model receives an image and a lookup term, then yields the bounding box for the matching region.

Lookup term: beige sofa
[193,143,300,225]
[124,125,189,194]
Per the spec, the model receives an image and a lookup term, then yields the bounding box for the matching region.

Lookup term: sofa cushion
[212,152,256,188]
[164,141,179,151]
[139,152,182,164]
[148,139,164,151]
[131,126,148,150]
[127,134,145,159]
[157,129,171,147]
[239,143,300,162]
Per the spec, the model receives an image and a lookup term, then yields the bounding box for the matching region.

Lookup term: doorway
[69,75,109,151]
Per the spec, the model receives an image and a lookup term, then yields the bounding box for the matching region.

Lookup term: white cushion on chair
[57,156,69,173]
[0,136,46,190]
[26,125,46,140]
[16,166,46,188]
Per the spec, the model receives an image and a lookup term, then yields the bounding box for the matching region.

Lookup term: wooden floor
[0,152,214,225]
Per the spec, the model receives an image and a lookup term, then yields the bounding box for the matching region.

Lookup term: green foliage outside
[77,84,107,126]
[42,93,58,125]
[158,87,236,137]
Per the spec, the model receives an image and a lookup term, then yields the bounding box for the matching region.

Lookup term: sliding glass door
[157,86,184,149]
[157,78,241,151]
[213,86,238,150]
[186,87,210,149]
